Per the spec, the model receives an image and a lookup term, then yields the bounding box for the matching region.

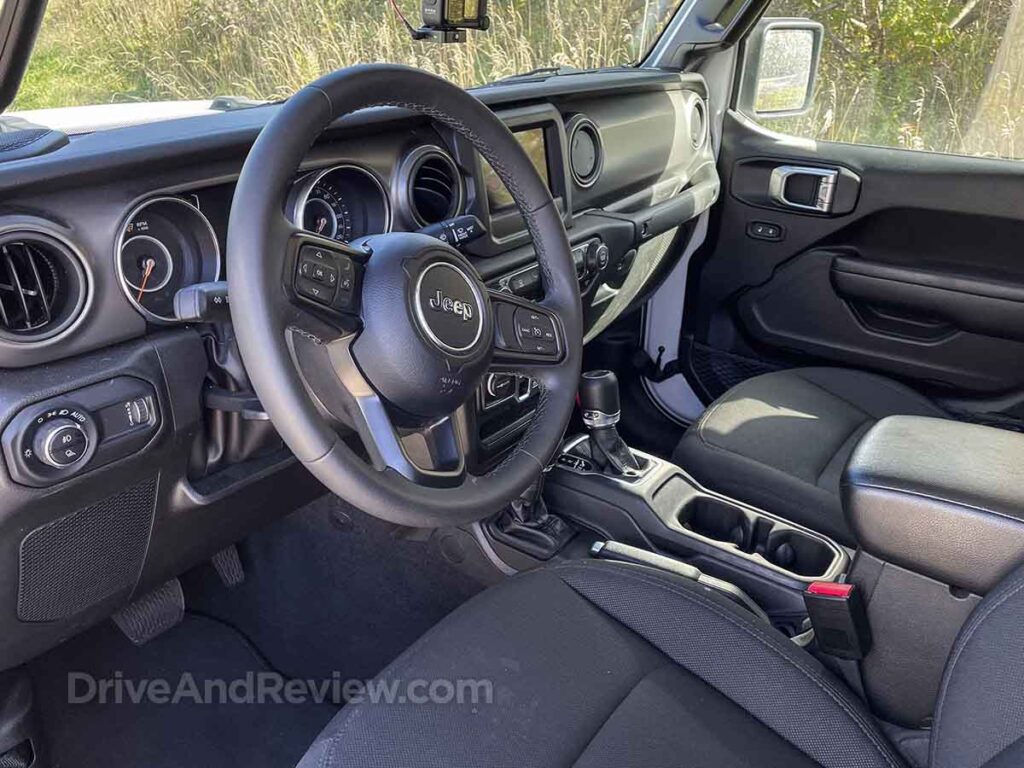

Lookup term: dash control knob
[585,240,610,273]
[34,418,89,469]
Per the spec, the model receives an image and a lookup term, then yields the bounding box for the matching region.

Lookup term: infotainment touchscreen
[482,127,549,213]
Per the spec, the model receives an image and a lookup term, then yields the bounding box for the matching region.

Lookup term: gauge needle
[136,258,156,302]
[316,216,328,235]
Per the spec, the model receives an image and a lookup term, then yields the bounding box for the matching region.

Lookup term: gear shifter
[579,370,642,475]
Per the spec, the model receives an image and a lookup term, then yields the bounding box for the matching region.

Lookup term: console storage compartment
[844,415,1024,594]
[842,415,1024,727]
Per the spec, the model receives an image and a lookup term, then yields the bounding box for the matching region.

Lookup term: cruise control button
[521,339,558,355]
[514,308,557,355]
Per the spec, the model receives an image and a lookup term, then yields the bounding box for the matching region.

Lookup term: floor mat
[30,614,335,768]
[29,495,490,768]
[182,495,488,683]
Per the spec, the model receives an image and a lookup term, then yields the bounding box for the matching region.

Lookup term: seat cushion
[296,560,905,768]
[673,367,945,544]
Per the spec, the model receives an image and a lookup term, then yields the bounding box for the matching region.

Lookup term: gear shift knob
[578,370,642,475]
[579,370,621,427]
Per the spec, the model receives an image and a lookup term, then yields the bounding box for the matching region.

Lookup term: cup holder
[763,529,835,578]
[675,493,839,579]
[677,497,751,550]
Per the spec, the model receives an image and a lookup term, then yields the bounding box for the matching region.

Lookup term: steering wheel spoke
[489,290,566,368]
[287,329,468,487]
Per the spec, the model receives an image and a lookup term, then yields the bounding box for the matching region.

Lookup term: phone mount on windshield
[411,0,490,44]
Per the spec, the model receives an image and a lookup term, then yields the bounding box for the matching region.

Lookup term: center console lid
[843,415,1024,594]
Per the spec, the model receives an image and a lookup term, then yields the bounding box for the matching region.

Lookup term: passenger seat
[673,367,947,545]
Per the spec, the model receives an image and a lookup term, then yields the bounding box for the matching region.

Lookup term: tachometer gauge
[116,197,221,323]
[292,165,391,243]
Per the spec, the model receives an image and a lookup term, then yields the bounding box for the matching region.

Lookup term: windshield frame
[0,0,47,113]
[8,0,693,116]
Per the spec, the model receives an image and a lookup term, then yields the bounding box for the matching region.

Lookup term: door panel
[684,110,1024,400]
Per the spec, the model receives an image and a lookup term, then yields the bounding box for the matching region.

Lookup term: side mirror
[739,18,823,119]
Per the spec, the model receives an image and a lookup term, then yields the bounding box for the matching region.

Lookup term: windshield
[12,0,684,113]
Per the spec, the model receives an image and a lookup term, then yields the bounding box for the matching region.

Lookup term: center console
[548,434,848,628]
[539,371,849,635]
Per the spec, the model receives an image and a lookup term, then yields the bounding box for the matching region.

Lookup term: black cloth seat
[297,560,906,768]
[296,559,1024,768]
[673,367,946,544]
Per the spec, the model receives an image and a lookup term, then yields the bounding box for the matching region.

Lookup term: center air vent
[0,232,88,343]
[401,147,464,227]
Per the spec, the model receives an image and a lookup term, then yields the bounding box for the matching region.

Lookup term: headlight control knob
[34,418,89,468]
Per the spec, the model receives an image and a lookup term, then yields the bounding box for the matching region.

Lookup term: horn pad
[352,232,494,422]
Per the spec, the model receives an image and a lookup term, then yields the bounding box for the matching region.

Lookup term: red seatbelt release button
[803,581,872,660]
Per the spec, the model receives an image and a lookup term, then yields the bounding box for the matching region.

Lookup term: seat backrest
[931,562,1024,768]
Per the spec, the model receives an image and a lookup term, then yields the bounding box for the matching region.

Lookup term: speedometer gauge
[292,165,391,243]
[302,182,353,241]
[116,197,221,323]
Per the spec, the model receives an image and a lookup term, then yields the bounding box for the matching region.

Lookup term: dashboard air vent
[690,99,708,150]
[405,148,463,226]
[567,115,604,188]
[0,232,87,342]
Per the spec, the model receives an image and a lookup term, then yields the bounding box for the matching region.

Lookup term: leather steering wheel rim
[227,64,583,528]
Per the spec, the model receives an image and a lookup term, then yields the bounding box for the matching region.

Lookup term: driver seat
[296,559,1024,768]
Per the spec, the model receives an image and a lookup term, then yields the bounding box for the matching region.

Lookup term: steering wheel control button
[295,245,363,313]
[35,419,89,468]
[414,261,484,354]
[295,276,335,304]
[310,261,338,287]
[514,307,558,355]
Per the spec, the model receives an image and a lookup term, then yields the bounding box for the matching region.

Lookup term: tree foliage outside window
[766,0,1024,160]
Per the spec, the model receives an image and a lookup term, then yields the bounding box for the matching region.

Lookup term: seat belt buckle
[803,581,872,660]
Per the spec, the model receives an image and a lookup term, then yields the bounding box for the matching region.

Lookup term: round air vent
[401,147,464,227]
[0,231,88,343]
[567,115,604,189]
[690,98,708,150]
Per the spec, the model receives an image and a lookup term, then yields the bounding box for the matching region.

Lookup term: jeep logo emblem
[414,261,484,354]
[428,289,474,322]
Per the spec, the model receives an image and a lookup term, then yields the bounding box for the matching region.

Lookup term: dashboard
[0,68,718,670]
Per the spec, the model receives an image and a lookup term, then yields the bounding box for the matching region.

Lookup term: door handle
[769,165,838,213]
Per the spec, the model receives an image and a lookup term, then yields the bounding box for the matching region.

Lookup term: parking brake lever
[591,541,770,624]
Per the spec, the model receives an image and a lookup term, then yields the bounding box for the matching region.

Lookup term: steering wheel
[226,64,583,528]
